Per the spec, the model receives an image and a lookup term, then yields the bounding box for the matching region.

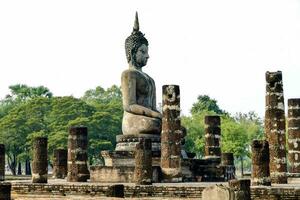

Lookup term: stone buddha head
[125,12,149,69]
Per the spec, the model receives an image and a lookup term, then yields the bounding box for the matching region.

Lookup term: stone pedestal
[67,126,89,182]
[161,85,182,182]
[0,144,4,181]
[221,153,235,181]
[251,140,271,186]
[32,137,48,183]
[134,138,152,185]
[205,116,221,162]
[115,134,160,154]
[0,182,11,200]
[265,71,287,184]
[288,98,300,173]
[53,149,67,179]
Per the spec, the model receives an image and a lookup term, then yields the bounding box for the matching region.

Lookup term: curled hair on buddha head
[125,12,149,66]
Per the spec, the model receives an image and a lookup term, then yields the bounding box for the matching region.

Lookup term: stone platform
[7,178,300,199]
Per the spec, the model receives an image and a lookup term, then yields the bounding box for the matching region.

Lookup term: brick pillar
[53,149,67,179]
[161,85,182,182]
[288,98,300,173]
[265,71,287,183]
[67,126,89,182]
[0,182,11,200]
[134,138,152,185]
[221,152,235,181]
[204,116,221,162]
[251,140,271,186]
[32,137,48,183]
[0,144,4,181]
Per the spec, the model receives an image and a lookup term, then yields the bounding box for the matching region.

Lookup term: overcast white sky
[0,0,299,117]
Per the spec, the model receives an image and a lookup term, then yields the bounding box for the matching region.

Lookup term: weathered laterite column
[134,138,152,185]
[161,85,182,182]
[288,98,300,173]
[221,152,235,181]
[265,71,287,183]
[0,144,4,181]
[67,126,89,182]
[53,149,67,179]
[205,116,221,162]
[228,179,251,200]
[251,140,271,186]
[32,137,48,183]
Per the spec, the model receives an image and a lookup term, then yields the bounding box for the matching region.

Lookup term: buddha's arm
[122,71,162,119]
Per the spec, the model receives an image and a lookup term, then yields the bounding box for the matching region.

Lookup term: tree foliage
[183,94,264,174]
[0,84,122,174]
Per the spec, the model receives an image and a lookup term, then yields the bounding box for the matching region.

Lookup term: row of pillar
[134,85,235,184]
[251,71,300,186]
[31,126,89,183]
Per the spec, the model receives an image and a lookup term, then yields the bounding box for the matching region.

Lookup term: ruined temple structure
[67,126,90,182]
[287,98,300,174]
[251,140,271,186]
[265,71,287,184]
[89,12,231,183]
[32,137,48,183]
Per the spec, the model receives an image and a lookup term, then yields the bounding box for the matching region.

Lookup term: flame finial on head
[133,12,139,32]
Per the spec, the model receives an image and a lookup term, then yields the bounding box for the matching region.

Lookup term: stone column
[228,179,251,200]
[0,182,11,200]
[265,71,287,183]
[32,137,48,183]
[67,126,89,182]
[53,149,67,179]
[251,140,271,186]
[221,152,235,181]
[0,144,4,181]
[204,116,221,162]
[288,98,300,173]
[134,138,152,185]
[161,85,182,182]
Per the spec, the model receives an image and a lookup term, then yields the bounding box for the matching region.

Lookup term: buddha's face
[134,44,149,67]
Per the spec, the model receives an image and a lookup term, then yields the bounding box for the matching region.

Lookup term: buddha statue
[121,12,162,135]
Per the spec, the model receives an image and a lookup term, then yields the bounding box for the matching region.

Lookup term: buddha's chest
[136,73,155,96]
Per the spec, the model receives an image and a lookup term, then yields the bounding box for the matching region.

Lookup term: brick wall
[10,182,300,199]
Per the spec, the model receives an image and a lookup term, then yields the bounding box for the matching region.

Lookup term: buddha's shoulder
[121,69,143,77]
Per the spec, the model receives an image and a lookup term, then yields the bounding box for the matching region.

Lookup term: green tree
[0,97,52,174]
[190,95,224,115]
